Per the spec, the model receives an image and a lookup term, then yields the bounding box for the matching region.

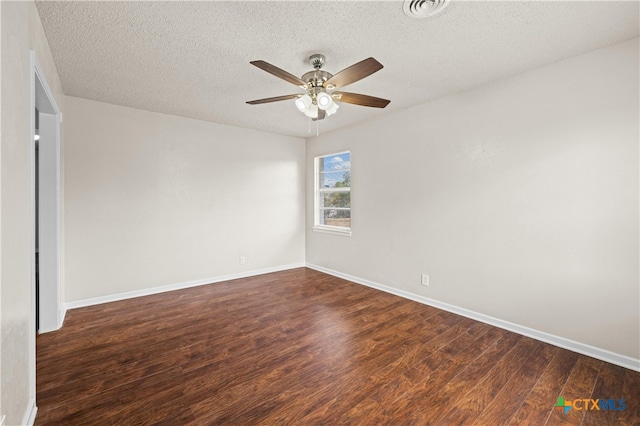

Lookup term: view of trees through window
[318,152,351,228]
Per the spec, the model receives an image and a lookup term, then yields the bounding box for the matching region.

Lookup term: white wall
[1,1,65,424]
[306,38,639,362]
[64,97,305,302]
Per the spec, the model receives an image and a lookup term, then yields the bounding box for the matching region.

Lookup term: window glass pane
[320,208,351,228]
[321,191,350,208]
[321,170,351,189]
[319,153,351,189]
[315,151,351,231]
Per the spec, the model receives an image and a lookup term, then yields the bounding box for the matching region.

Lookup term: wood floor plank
[340,323,501,424]
[286,315,473,424]
[245,320,489,425]
[617,368,640,425]
[35,268,640,425]
[473,342,557,425]
[509,348,580,425]
[404,331,524,425]
[189,314,430,424]
[544,356,603,425]
[583,362,630,426]
[40,366,185,425]
[437,337,542,424]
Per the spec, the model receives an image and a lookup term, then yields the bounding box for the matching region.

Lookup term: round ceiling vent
[403,0,450,18]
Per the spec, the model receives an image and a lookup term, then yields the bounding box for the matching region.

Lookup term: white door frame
[32,54,62,333]
[28,50,62,424]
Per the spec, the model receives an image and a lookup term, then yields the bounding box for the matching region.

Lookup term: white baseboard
[60,261,639,372]
[58,306,67,329]
[22,399,37,426]
[65,263,305,310]
[38,307,67,335]
[306,263,640,372]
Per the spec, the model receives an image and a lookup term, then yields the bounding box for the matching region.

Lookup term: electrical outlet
[239,256,246,265]
[421,274,429,286]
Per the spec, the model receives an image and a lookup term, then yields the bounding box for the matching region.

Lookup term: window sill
[312,225,352,237]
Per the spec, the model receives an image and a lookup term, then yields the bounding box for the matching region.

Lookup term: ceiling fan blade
[323,57,383,89]
[250,60,308,89]
[312,109,327,121]
[332,92,390,108]
[246,94,300,105]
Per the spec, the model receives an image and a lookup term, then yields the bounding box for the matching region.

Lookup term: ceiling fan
[246,54,390,121]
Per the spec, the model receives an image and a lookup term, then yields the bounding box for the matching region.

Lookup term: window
[314,151,351,236]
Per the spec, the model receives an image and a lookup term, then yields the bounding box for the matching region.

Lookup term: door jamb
[29,50,63,424]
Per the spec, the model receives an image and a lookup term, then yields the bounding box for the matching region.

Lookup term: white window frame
[313,151,352,237]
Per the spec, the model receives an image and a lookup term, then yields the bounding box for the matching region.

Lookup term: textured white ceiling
[35,1,639,139]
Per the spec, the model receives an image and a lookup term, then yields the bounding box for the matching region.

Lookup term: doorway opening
[32,54,62,334]
[35,107,40,330]
[28,50,63,426]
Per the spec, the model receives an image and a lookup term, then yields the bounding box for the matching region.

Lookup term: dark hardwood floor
[36,268,639,425]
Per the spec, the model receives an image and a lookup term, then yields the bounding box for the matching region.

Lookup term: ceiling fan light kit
[316,92,339,116]
[247,54,390,127]
[295,94,312,113]
[317,92,332,109]
[296,95,320,119]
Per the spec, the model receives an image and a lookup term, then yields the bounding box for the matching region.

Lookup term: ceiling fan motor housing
[303,54,333,94]
[301,70,334,89]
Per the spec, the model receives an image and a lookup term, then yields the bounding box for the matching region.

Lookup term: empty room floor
[35,268,639,425]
